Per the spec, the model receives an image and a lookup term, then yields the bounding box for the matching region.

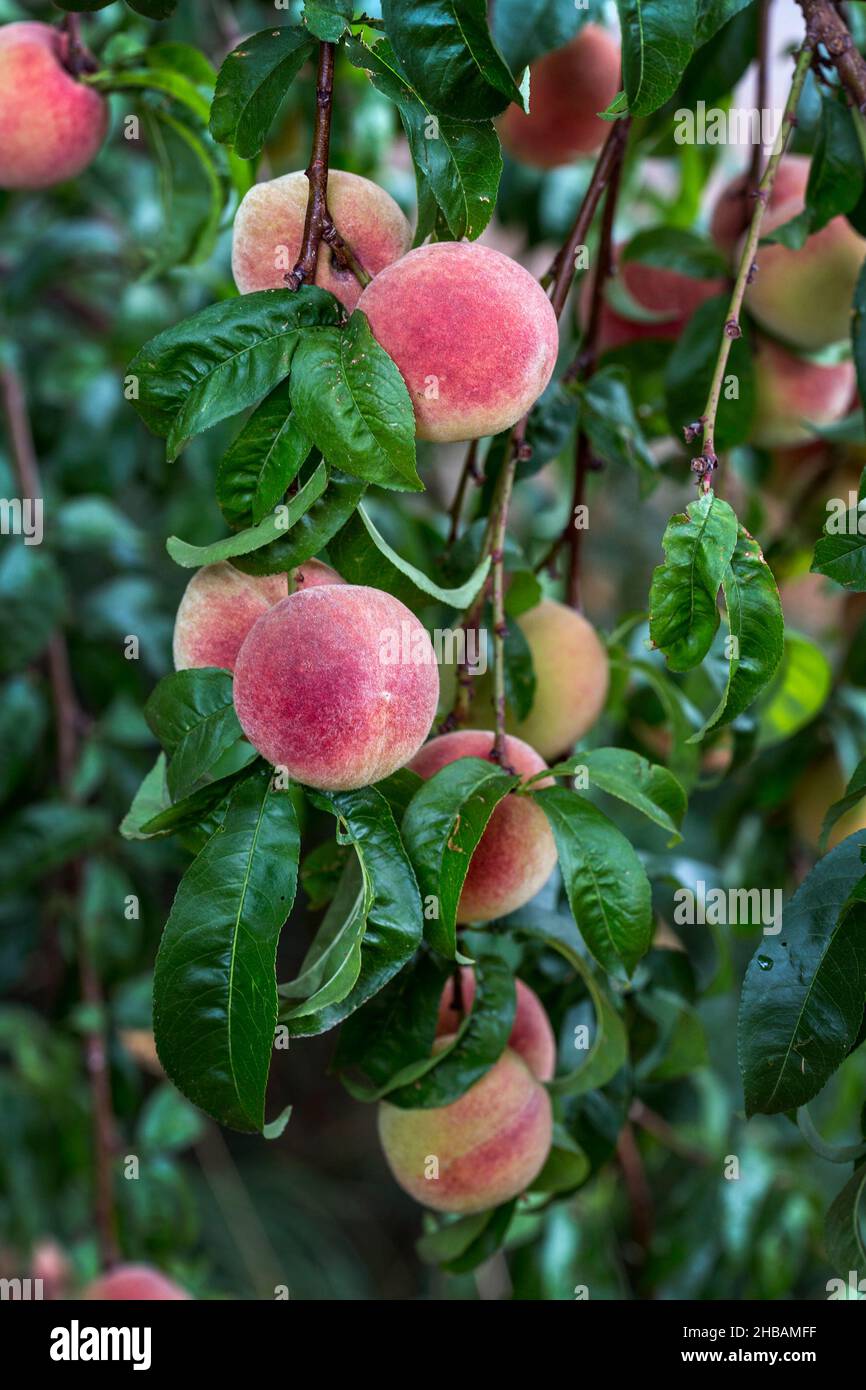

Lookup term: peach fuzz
[437,968,556,1082]
[408,731,558,923]
[173,563,288,673]
[580,251,726,352]
[84,1265,190,1300]
[378,1043,552,1213]
[231,169,412,310]
[478,600,609,759]
[750,337,855,450]
[356,242,559,442]
[497,24,621,168]
[0,22,108,189]
[292,558,344,590]
[233,585,439,790]
[713,154,866,350]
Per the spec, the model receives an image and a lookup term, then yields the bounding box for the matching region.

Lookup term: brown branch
[286,42,337,291]
[798,0,866,110]
[0,365,119,1271]
[629,1100,710,1166]
[546,117,631,320]
[446,440,482,548]
[616,1122,654,1290]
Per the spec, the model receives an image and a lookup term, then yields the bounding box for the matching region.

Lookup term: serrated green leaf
[382,0,524,121]
[217,379,313,529]
[167,461,328,567]
[649,490,739,672]
[617,0,697,117]
[210,27,317,158]
[144,668,243,802]
[328,503,490,607]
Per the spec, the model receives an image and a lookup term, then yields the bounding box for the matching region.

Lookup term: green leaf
[303,0,354,43]
[232,469,367,577]
[577,367,657,488]
[347,38,501,241]
[417,1200,517,1272]
[821,754,866,854]
[88,66,211,122]
[0,676,48,804]
[739,840,866,1117]
[166,461,328,567]
[533,748,687,845]
[282,786,424,1036]
[693,526,784,738]
[649,490,739,672]
[217,379,313,529]
[127,0,178,17]
[664,295,755,451]
[120,755,170,841]
[617,0,697,116]
[491,0,584,71]
[290,311,421,491]
[811,489,866,591]
[140,108,224,276]
[127,287,341,458]
[402,757,518,956]
[825,1167,866,1277]
[137,1083,207,1154]
[372,954,516,1107]
[534,787,653,978]
[334,952,448,1090]
[0,804,109,889]
[153,771,300,1132]
[503,613,535,721]
[756,631,832,748]
[279,856,366,1019]
[696,0,754,45]
[506,905,628,1095]
[530,1127,591,1194]
[621,227,727,279]
[144,669,243,802]
[768,93,864,249]
[210,27,317,159]
[382,0,524,121]
[0,544,64,676]
[328,504,491,607]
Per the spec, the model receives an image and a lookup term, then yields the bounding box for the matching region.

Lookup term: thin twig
[629,1100,710,1166]
[547,117,631,320]
[286,42,336,291]
[0,365,119,1270]
[446,440,481,548]
[691,44,812,491]
[797,0,866,110]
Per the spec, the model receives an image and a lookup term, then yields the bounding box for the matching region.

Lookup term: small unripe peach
[408,731,557,923]
[751,337,855,449]
[173,563,287,673]
[437,968,556,1081]
[579,250,725,352]
[84,1264,190,1300]
[0,22,108,189]
[497,24,621,168]
[378,1044,553,1213]
[476,600,609,759]
[713,155,866,351]
[231,169,412,310]
[233,585,439,790]
[356,242,559,442]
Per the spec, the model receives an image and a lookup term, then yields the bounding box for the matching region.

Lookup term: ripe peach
[710,154,810,258]
[792,756,866,852]
[579,249,726,352]
[712,155,866,350]
[233,584,439,789]
[497,24,621,168]
[356,242,559,442]
[476,600,609,759]
[408,731,557,922]
[173,563,288,673]
[750,337,855,449]
[231,169,412,310]
[378,1043,553,1213]
[292,559,344,590]
[0,22,108,189]
[437,968,556,1081]
[84,1265,190,1300]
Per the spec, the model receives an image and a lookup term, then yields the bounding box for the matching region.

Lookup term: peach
[778,570,845,640]
[84,1264,190,1300]
[792,756,866,853]
[712,155,866,350]
[437,968,556,1081]
[231,168,412,310]
[233,584,439,789]
[750,336,855,449]
[476,600,609,759]
[408,731,557,922]
[710,154,810,258]
[172,563,287,672]
[497,24,621,168]
[291,558,344,590]
[356,242,559,442]
[0,22,108,189]
[378,1043,553,1213]
[580,249,726,352]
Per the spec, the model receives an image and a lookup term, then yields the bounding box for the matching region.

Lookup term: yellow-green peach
[356,242,559,442]
[0,22,108,189]
[233,585,439,790]
[231,169,412,310]
[378,1043,553,1213]
[751,337,855,450]
[172,563,287,672]
[408,730,557,922]
[437,967,556,1081]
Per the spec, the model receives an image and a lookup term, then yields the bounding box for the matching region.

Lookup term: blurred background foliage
[1,0,865,1300]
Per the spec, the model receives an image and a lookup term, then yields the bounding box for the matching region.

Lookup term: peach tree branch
[798,0,866,110]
